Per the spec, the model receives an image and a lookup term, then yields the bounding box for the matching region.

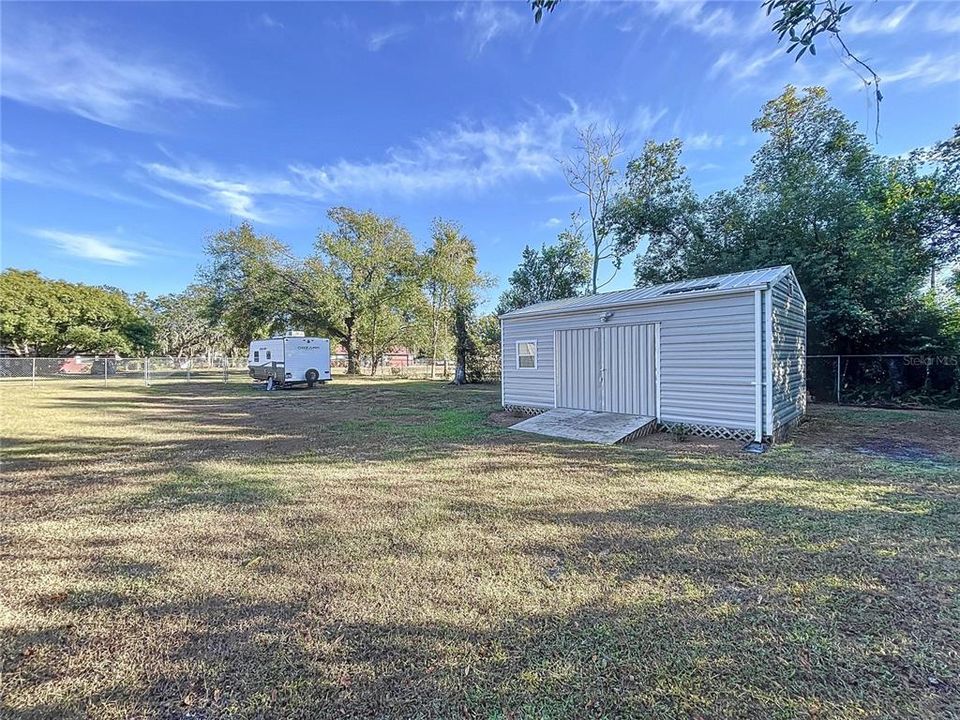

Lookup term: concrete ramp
[509,408,657,445]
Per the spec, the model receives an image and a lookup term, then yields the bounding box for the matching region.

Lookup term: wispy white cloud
[924,5,960,33]
[647,0,737,38]
[542,217,563,228]
[626,105,668,140]
[455,1,526,56]
[138,161,291,222]
[1,20,231,130]
[136,183,215,212]
[30,228,143,265]
[879,51,960,88]
[135,101,629,220]
[709,47,784,84]
[846,1,915,35]
[257,12,284,30]
[367,25,411,52]
[685,132,724,150]
[290,103,612,197]
[1,143,151,206]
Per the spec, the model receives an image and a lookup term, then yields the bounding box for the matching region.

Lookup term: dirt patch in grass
[794,404,960,461]
[485,410,525,428]
[2,381,960,718]
[854,438,948,463]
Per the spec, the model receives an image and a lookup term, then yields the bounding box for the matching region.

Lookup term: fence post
[144,358,149,386]
[103,358,108,387]
[187,358,191,383]
[223,357,228,384]
[836,355,841,404]
[31,357,36,388]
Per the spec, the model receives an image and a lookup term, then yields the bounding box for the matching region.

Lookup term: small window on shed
[254,351,260,362]
[517,341,537,369]
[266,350,272,361]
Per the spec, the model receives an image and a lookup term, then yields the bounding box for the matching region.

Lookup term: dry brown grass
[2,377,959,719]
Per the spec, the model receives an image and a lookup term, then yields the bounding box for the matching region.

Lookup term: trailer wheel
[305,369,320,388]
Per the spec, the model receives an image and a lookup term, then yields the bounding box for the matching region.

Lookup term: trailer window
[266,350,271,360]
[517,341,537,369]
[253,351,260,362]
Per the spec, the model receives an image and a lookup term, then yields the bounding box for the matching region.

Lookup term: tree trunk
[430,313,440,380]
[592,248,600,295]
[451,302,473,385]
[344,316,360,375]
[590,221,601,294]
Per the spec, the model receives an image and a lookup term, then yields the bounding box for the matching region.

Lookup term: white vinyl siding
[771,272,807,428]
[503,292,758,429]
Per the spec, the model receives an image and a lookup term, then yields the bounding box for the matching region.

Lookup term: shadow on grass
[1,380,509,504]
[12,546,955,720]
[120,467,286,512]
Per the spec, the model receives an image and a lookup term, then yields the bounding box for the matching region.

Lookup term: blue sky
[2,1,958,309]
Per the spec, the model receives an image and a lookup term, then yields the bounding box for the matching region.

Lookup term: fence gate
[555,324,657,416]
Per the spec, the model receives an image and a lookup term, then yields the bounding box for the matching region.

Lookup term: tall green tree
[497,214,592,314]
[0,269,154,356]
[311,207,421,375]
[200,222,320,347]
[148,285,229,358]
[423,218,483,379]
[609,86,958,355]
[604,139,704,284]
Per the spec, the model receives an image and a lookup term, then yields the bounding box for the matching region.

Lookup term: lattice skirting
[615,420,658,444]
[503,404,549,417]
[658,421,755,442]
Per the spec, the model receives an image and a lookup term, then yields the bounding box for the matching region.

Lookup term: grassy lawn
[2,377,959,719]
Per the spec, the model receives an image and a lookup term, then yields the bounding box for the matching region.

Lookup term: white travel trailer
[248,332,332,389]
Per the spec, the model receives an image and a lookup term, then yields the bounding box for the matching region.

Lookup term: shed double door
[555,324,657,416]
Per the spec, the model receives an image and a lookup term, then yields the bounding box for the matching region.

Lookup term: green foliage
[497,214,592,314]
[146,284,230,357]
[608,86,960,355]
[313,207,423,374]
[530,0,560,24]
[422,219,487,374]
[0,269,154,356]
[605,139,703,283]
[764,0,852,60]
[451,299,478,385]
[194,211,492,382]
[200,222,314,346]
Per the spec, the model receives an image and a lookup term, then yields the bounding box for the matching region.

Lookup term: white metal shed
[499,265,806,442]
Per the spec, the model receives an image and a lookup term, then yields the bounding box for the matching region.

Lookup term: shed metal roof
[499,265,794,319]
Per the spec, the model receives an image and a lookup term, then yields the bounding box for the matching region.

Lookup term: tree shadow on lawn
[1,381,512,506]
[5,449,959,717]
[144,496,960,717]
[9,488,958,720]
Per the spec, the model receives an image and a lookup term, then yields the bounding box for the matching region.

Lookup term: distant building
[331,345,419,368]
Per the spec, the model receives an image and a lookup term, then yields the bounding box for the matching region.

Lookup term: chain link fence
[808,354,960,408]
[10,354,953,406]
[0,356,250,386]
[0,355,503,386]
